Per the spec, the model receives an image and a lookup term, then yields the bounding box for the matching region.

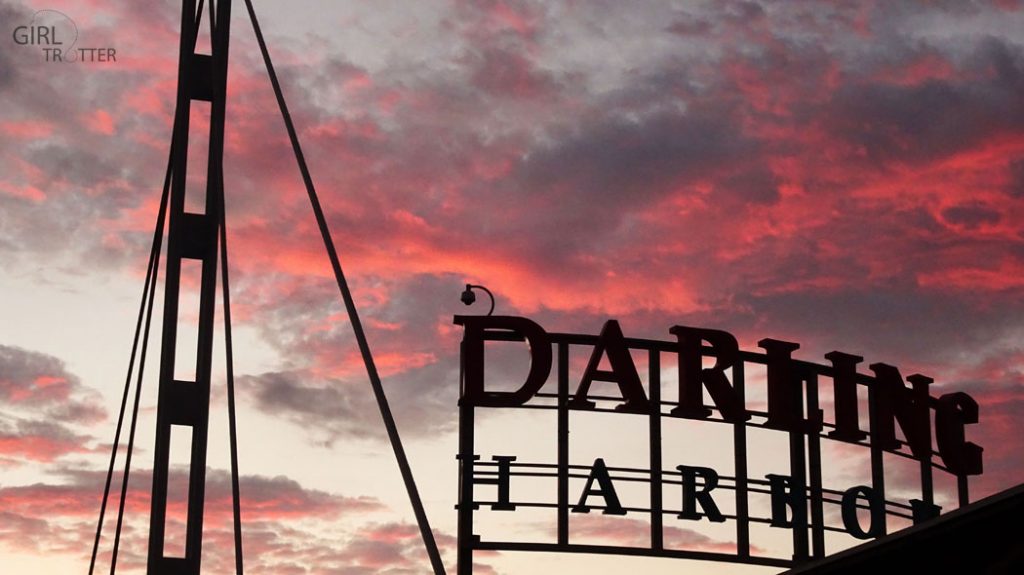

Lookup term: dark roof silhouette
[780,483,1024,575]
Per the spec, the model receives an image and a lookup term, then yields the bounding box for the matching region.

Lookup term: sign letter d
[455,315,552,407]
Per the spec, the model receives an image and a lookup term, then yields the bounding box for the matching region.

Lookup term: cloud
[242,358,459,445]
[941,201,1002,230]
[320,521,457,574]
[0,419,93,463]
[0,0,179,273]
[0,465,411,574]
[0,344,105,464]
[822,39,1024,166]
[3,0,1024,570]
[1006,158,1024,197]
[197,2,1024,485]
[545,514,759,554]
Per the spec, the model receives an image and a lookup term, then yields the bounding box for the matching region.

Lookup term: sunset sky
[2,0,1024,573]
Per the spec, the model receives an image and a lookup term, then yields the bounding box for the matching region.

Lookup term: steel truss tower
[147,1,232,573]
[86,1,442,573]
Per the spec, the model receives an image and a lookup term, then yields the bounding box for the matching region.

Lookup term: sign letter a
[569,320,650,413]
[572,458,627,515]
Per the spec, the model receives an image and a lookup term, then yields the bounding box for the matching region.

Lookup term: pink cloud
[2,1,1024,570]
[83,109,116,135]
[0,120,55,139]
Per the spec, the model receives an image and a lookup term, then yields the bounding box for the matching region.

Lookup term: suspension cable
[215,1,246,566]
[89,4,206,573]
[242,1,446,573]
[87,142,172,575]
[108,148,169,575]
[220,167,245,575]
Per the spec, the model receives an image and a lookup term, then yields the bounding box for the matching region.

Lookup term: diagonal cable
[241,1,446,573]
[219,156,245,575]
[87,144,172,575]
[108,148,168,575]
[90,4,207,573]
[212,0,246,568]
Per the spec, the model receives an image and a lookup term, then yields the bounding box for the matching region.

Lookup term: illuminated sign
[454,315,983,573]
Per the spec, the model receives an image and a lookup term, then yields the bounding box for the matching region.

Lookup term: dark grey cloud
[723,0,767,23]
[243,370,383,442]
[236,273,466,443]
[467,46,559,100]
[732,287,1023,365]
[516,108,756,208]
[0,1,176,274]
[719,165,781,205]
[942,202,1002,229]
[823,37,1024,166]
[26,143,121,189]
[666,15,713,38]
[0,343,103,420]
[0,3,21,89]
[1008,158,1024,197]
[0,344,105,463]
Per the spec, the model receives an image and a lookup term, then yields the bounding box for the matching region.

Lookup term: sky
[1,0,1024,573]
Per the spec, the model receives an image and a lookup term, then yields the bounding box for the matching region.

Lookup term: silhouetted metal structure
[454,315,983,573]
[90,2,444,574]
[146,0,232,572]
[781,484,1024,574]
[86,2,1000,575]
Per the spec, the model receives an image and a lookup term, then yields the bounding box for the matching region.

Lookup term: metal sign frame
[455,315,982,573]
